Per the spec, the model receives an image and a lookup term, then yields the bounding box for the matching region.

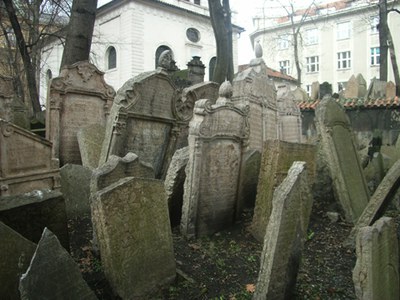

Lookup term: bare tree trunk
[293,29,301,85]
[208,0,234,84]
[379,0,388,81]
[60,0,98,69]
[387,29,400,96]
[2,0,41,113]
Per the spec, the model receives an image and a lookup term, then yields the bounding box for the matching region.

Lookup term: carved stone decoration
[46,61,115,166]
[181,82,250,238]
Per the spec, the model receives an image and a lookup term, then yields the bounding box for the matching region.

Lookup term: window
[306,85,311,96]
[106,46,116,70]
[337,21,351,40]
[337,51,351,69]
[186,28,200,43]
[278,34,290,50]
[370,47,380,65]
[194,0,200,4]
[370,16,379,34]
[306,56,319,73]
[338,82,346,92]
[279,60,290,75]
[305,28,318,45]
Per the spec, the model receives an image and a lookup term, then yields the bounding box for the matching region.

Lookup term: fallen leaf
[246,283,256,293]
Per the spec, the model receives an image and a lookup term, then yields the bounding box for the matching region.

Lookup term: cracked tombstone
[19,228,96,300]
[353,217,399,300]
[315,97,369,222]
[254,161,313,300]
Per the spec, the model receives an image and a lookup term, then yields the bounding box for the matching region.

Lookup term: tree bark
[2,0,41,113]
[378,0,388,81]
[208,0,234,84]
[387,29,400,96]
[60,0,98,69]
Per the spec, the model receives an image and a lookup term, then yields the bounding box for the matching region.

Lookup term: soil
[68,203,399,300]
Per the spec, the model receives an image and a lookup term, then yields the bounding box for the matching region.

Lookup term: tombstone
[366,78,387,99]
[187,56,206,84]
[310,81,320,100]
[0,190,69,250]
[232,44,278,152]
[46,61,115,166]
[292,87,309,102]
[91,177,176,299]
[345,159,400,247]
[99,66,190,179]
[276,84,302,143]
[253,161,313,299]
[353,217,399,300]
[251,140,316,241]
[60,164,92,219]
[19,228,97,300]
[315,97,369,222]
[386,81,396,99]
[0,119,60,197]
[180,81,249,238]
[0,222,37,300]
[164,147,189,226]
[319,81,332,98]
[344,74,367,98]
[77,123,105,170]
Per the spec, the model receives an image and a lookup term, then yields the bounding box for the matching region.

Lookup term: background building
[250,0,400,94]
[39,0,243,106]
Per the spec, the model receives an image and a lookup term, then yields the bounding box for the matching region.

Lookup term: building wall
[250,1,400,94]
[39,0,240,107]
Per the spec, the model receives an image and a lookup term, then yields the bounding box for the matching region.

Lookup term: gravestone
[386,81,396,99]
[187,56,205,84]
[77,123,105,169]
[232,44,278,152]
[251,140,316,241]
[315,97,369,222]
[19,228,96,300]
[0,119,60,197]
[254,161,313,299]
[311,81,320,100]
[344,74,367,98]
[91,177,176,299]
[99,67,189,179]
[345,159,400,247]
[292,87,309,102]
[0,222,37,300]
[180,81,249,238]
[353,217,399,300]
[319,81,332,98]
[0,190,69,250]
[366,78,386,99]
[46,61,115,165]
[276,84,302,143]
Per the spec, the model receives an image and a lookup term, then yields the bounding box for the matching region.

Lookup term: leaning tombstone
[77,123,106,170]
[253,161,313,299]
[0,222,37,300]
[251,140,316,242]
[91,176,176,298]
[180,81,249,238]
[46,61,115,165]
[310,81,320,100]
[19,228,97,300]
[366,77,387,99]
[353,217,399,300]
[315,97,369,222]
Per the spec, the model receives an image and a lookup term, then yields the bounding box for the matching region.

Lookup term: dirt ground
[68,195,388,300]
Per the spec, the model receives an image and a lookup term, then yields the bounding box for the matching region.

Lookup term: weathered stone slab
[254,161,313,299]
[315,97,369,222]
[91,152,154,193]
[345,159,400,247]
[19,228,96,299]
[92,177,176,299]
[164,147,189,226]
[251,140,316,241]
[46,61,115,165]
[386,81,396,99]
[233,51,278,152]
[343,74,367,98]
[0,190,69,250]
[353,217,399,300]
[0,119,60,197]
[181,82,249,238]
[60,164,92,219]
[311,81,320,100]
[99,68,190,179]
[77,124,105,170]
[0,222,37,300]
[366,78,387,99]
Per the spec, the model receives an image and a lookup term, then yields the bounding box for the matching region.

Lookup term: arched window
[155,45,172,68]
[209,57,216,81]
[106,46,117,70]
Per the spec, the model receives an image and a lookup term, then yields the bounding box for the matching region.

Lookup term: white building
[39,0,243,105]
[249,0,400,95]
